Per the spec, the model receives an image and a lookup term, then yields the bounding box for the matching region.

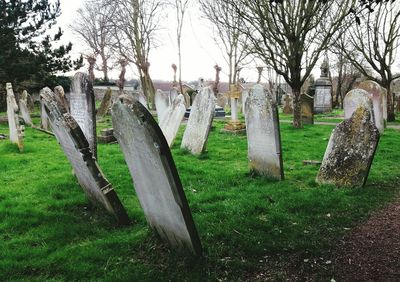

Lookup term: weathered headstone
[358,80,385,133]
[343,89,374,122]
[223,84,246,134]
[132,91,148,109]
[96,87,113,119]
[282,94,293,114]
[155,89,169,122]
[112,100,202,255]
[300,93,314,125]
[241,88,249,115]
[18,97,33,126]
[54,85,70,113]
[244,84,284,180]
[169,88,179,105]
[313,58,332,113]
[70,72,97,159]
[316,106,379,187]
[98,128,116,144]
[40,87,129,224]
[160,94,186,147]
[6,83,24,151]
[181,86,215,155]
[21,90,34,112]
[40,92,50,131]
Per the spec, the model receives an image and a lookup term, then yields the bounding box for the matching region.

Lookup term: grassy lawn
[0,112,400,281]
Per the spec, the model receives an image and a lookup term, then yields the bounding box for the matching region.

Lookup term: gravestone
[6,83,24,151]
[358,80,385,133]
[18,97,33,126]
[54,85,70,113]
[132,91,148,109]
[155,89,169,122]
[96,87,113,119]
[241,88,249,115]
[181,86,215,155]
[22,90,34,112]
[40,92,50,131]
[300,93,314,124]
[70,72,97,159]
[111,100,202,255]
[160,94,186,147]
[282,94,293,114]
[244,84,284,180]
[98,128,116,144]
[343,89,373,122]
[169,88,179,105]
[316,106,379,187]
[40,87,129,224]
[313,58,332,113]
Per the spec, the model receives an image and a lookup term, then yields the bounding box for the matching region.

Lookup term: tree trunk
[292,88,302,128]
[386,84,395,121]
[101,54,109,83]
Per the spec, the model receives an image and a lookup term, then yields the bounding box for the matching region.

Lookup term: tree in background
[339,1,400,121]
[225,0,356,128]
[70,0,116,83]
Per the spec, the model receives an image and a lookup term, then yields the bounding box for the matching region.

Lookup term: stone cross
[282,94,293,114]
[223,84,245,133]
[70,72,97,159]
[316,106,379,187]
[6,83,24,151]
[244,84,284,180]
[112,100,202,255]
[41,87,129,224]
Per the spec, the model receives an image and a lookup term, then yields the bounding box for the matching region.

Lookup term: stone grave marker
[40,87,129,224]
[155,89,169,122]
[132,91,148,109]
[40,91,50,131]
[282,94,293,114]
[98,128,116,144]
[54,85,70,113]
[343,89,373,122]
[244,84,284,180]
[6,83,24,151]
[316,106,379,187]
[313,58,332,113]
[21,90,34,112]
[181,86,215,155]
[96,87,113,119]
[358,80,385,133]
[70,72,97,159]
[300,93,314,125]
[18,96,33,126]
[241,88,249,115]
[159,94,186,147]
[111,100,202,255]
[169,88,179,105]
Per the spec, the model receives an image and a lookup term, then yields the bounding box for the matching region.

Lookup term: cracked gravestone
[40,87,129,224]
[181,86,215,155]
[244,84,284,180]
[316,106,379,187]
[112,100,202,255]
[6,83,24,151]
[70,72,97,159]
[159,94,186,147]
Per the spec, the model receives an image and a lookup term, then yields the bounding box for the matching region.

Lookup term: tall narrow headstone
[70,72,97,159]
[6,83,24,151]
[155,89,169,122]
[112,100,202,255]
[54,85,70,113]
[18,97,33,126]
[40,92,50,131]
[244,84,284,180]
[181,87,215,155]
[40,87,129,224]
[316,106,379,187]
[358,80,385,133]
[96,87,113,119]
[300,93,314,125]
[343,89,374,121]
[160,94,186,147]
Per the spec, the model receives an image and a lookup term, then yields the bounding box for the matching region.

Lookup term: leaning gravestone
[112,100,202,255]
[316,106,379,187]
[18,96,33,126]
[155,89,169,122]
[132,91,148,109]
[358,80,385,133]
[21,90,34,112]
[181,86,215,155]
[96,87,113,119]
[300,93,314,125]
[6,83,24,151]
[160,94,186,147]
[40,92,50,131]
[54,85,70,113]
[40,87,129,224]
[343,89,374,122]
[70,72,97,159]
[244,84,284,180]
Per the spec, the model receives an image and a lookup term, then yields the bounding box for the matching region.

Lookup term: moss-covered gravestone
[40,87,129,224]
[112,100,202,255]
[316,106,379,187]
[343,89,373,122]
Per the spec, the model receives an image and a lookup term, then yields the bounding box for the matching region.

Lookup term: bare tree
[227,0,356,128]
[107,0,166,109]
[200,0,249,85]
[70,0,115,82]
[339,2,400,121]
[173,0,190,94]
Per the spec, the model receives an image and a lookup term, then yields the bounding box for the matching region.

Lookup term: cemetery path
[331,195,400,281]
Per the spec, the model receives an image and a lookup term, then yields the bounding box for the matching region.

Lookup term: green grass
[0,112,400,281]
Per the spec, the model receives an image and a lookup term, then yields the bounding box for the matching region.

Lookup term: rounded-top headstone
[358,80,385,133]
[343,89,373,121]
